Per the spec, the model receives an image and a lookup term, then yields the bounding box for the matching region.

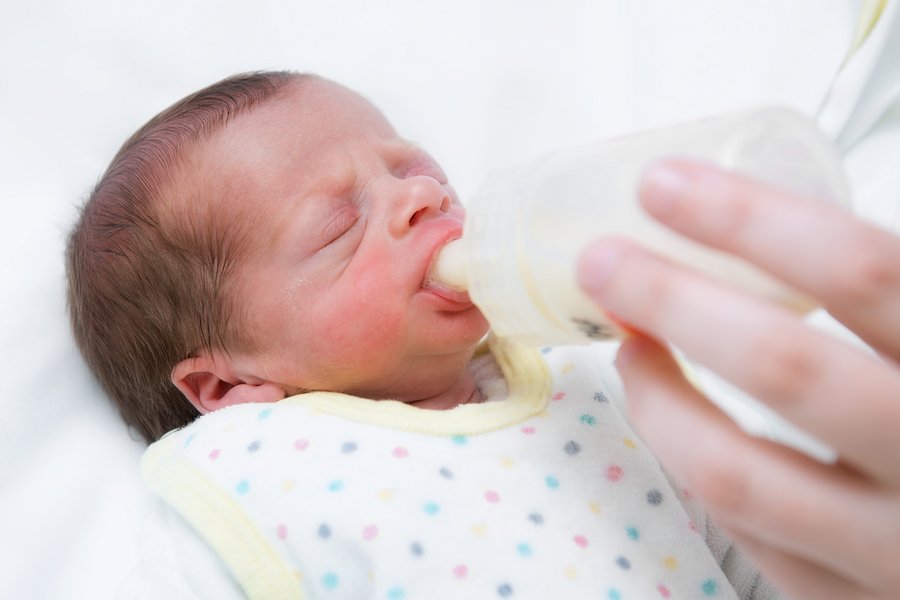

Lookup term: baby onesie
[142,338,778,600]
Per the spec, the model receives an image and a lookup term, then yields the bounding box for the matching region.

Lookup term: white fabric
[135,342,780,599]
[3,1,896,599]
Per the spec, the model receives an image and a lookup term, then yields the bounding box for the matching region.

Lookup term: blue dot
[439,467,454,479]
[451,435,468,445]
[183,434,195,448]
[410,542,424,556]
[328,480,344,492]
[527,513,544,525]
[517,542,532,557]
[258,407,273,420]
[341,441,357,453]
[564,440,581,455]
[235,480,250,495]
[626,526,639,541]
[579,414,597,425]
[545,476,560,489]
[322,572,339,589]
[616,556,631,570]
[647,489,664,505]
[387,586,406,599]
[317,523,331,539]
[702,578,719,596]
[607,589,621,600]
[247,440,261,453]
[540,347,552,354]
[423,501,440,515]
[497,583,513,597]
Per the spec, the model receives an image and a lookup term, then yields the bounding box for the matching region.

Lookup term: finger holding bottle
[576,159,900,598]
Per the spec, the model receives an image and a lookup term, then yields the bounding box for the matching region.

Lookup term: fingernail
[639,161,691,217]
[577,240,623,296]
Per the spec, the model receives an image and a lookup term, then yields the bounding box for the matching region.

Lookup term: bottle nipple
[431,238,468,291]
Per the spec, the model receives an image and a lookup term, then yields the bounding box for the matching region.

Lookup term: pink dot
[658,584,671,598]
[452,565,468,579]
[293,439,309,451]
[520,426,536,435]
[208,449,220,461]
[276,524,288,540]
[485,490,500,503]
[606,465,624,482]
[689,520,699,533]
[362,525,379,541]
[552,392,566,401]
[573,535,589,548]
[393,447,409,458]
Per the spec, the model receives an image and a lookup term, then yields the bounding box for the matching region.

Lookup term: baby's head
[67,72,489,443]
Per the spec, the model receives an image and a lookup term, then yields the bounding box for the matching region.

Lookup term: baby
[67,72,781,599]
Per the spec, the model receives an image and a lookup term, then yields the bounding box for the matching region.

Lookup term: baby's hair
[67,70,310,443]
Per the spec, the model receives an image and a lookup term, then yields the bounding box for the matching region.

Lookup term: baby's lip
[423,279,474,306]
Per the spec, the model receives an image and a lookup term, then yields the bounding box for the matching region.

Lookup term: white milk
[435,107,851,346]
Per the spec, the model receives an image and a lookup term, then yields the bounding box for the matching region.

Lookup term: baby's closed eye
[318,204,361,250]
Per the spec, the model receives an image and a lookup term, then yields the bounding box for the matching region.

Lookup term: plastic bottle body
[454,107,852,346]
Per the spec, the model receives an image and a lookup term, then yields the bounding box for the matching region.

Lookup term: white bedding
[2,1,897,597]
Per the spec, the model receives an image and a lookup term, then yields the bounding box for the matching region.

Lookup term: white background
[2,1,888,597]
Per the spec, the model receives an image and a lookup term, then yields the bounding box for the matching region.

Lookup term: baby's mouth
[423,242,474,305]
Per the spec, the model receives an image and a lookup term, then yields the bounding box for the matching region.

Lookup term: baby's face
[196,79,489,401]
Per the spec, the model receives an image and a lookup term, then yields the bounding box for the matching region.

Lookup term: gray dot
[616,556,631,570]
[341,441,357,453]
[317,524,331,539]
[564,440,581,455]
[247,440,261,453]
[439,467,453,479]
[410,542,424,556]
[497,583,513,597]
[647,489,663,505]
[593,391,609,403]
[527,513,544,525]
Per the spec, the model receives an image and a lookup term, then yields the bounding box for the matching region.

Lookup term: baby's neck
[405,366,484,410]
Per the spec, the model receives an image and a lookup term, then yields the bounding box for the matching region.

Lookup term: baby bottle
[432,107,850,463]
[433,107,851,346]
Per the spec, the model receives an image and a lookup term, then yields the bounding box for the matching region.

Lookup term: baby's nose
[390,176,450,236]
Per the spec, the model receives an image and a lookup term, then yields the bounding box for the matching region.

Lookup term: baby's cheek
[323,282,406,348]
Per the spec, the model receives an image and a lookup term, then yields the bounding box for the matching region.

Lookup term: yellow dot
[564,566,578,580]
[471,523,487,538]
[500,457,515,469]
[292,569,303,581]
[561,362,575,374]
[623,437,637,449]
[663,556,679,571]
[281,479,296,493]
[588,501,602,515]
[377,489,394,502]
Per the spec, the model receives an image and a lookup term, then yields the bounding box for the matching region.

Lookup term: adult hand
[577,158,900,600]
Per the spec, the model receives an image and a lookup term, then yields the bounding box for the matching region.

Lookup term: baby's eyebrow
[384,138,438,166]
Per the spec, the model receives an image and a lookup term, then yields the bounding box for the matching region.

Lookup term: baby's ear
[171,355,286,414]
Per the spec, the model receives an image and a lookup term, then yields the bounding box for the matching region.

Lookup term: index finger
[578,237,900,485]
[639,159,900,359]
